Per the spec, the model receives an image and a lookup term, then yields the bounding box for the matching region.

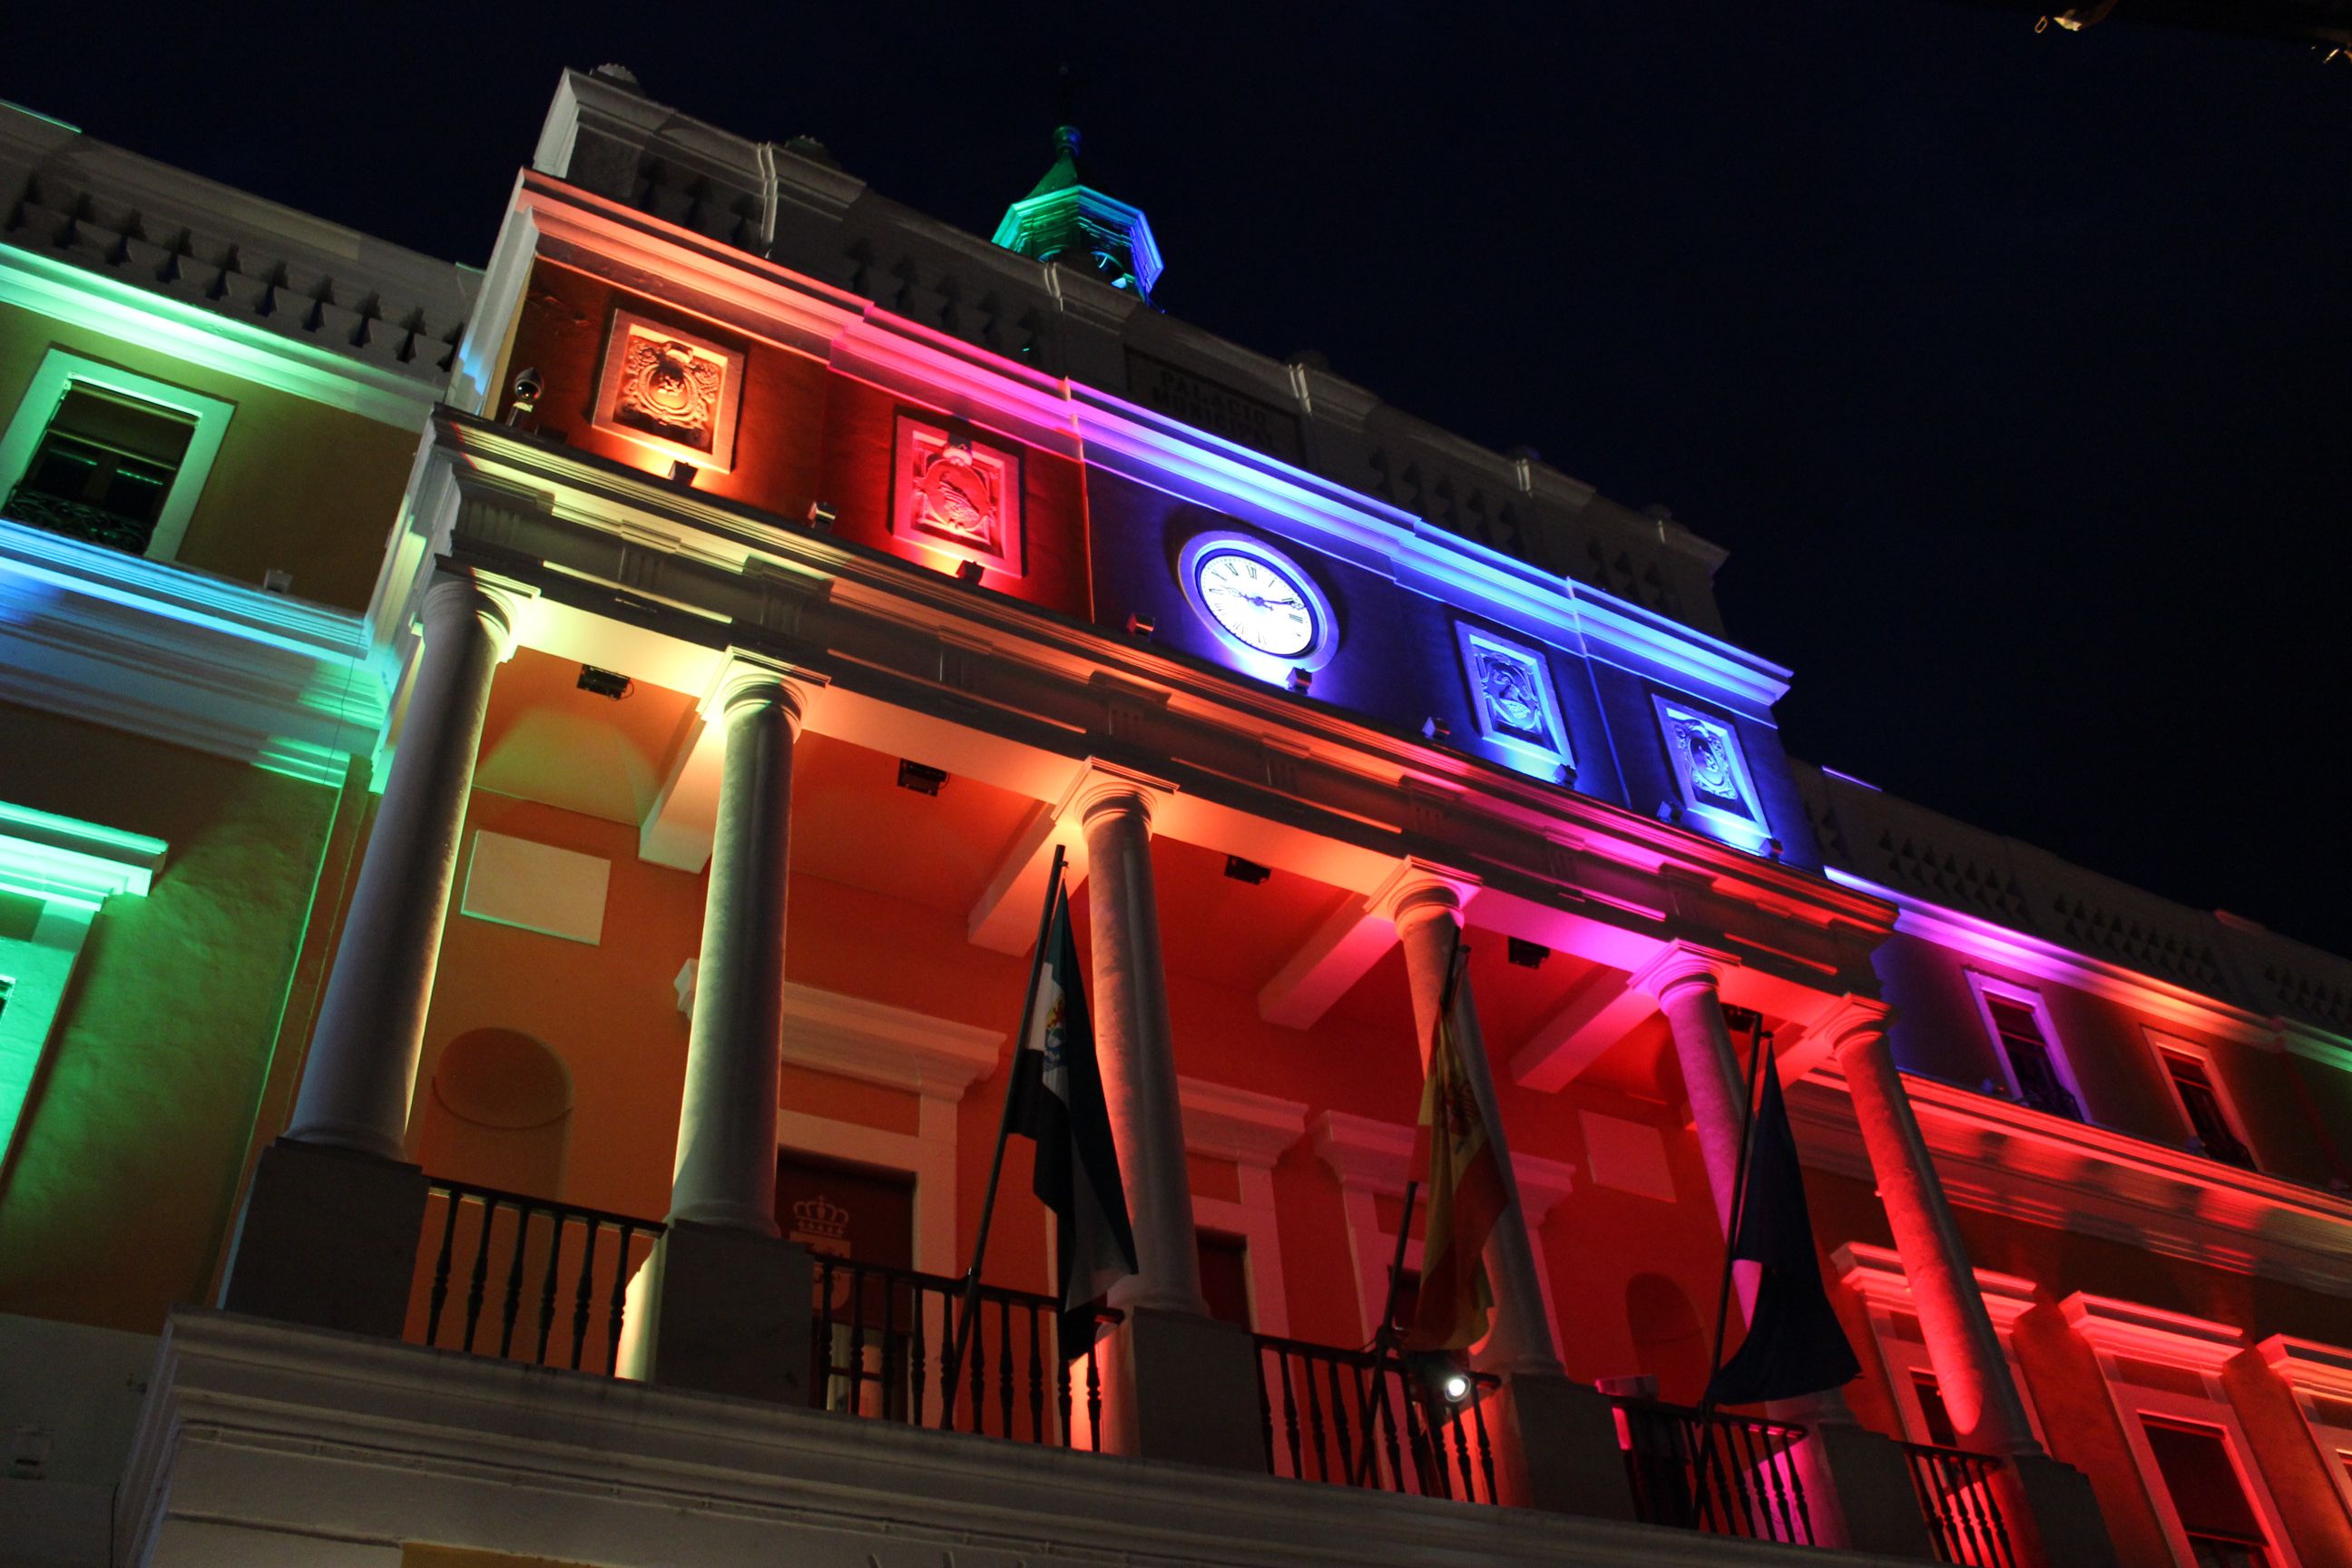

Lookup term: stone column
[625,652,824,1404]
[225,568,530,1337]
[1062,764,1260,1471]
[286,569,530,1157]
[1378,867,1633,1521]
[1383,869,1563,1377]
[1828,1001,2039,1455]
[1632,942,1751,1237]
[667,657,822,1231]
[1070,766,1205,1317]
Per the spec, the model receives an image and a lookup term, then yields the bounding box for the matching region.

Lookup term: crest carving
[592,309,743,471]
[890,414,1024,576]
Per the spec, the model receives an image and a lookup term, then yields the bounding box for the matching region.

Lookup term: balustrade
[808,1254,1114,1450]
[414,1179,660,1375]
[1251,1333,1499,1504]
[1605,1396,1817,1545]
[1900,1441,2019,1567]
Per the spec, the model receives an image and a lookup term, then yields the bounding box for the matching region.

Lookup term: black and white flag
[1012,887,1138,1356]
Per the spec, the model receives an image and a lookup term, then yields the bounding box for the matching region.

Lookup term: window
[1965,975,2084,1122]
[1,804,166,1181]
[1197,1230,1254,1328]
[2141,1417,2273,1568]
[2152,1038,2257,1171]
[0,348,233,563]
[1911,1369,1962,1448]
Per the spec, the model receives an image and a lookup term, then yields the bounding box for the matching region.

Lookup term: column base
[1796,1418,1938,1558]
[1102,1307,1265,1471]
[1487,1372,1639,1521]
[217,1138,430,1339]
[2002,1450,2121,1568]
[620,1220,812,1406]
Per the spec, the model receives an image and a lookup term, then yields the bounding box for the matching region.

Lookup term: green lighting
[0,801,165,1180]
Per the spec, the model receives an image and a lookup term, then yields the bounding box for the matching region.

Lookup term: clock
[1176,533,1338,669]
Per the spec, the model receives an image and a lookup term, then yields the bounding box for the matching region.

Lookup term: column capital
[700,648,828,730]
[1366,856,1481,929]
[1814,995,1897,1059]
[1628,939,1741,1004]
[1057,758,1178,830]
[420,565,537,662]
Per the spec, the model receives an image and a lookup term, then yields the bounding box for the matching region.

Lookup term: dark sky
[11,3,2348,955]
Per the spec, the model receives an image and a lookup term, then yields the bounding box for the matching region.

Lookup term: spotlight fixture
[576,664,633,700]
[806,500,838,532]
[1765,837,1785,861]
[1286,668,1312,694]
[1506,937,1549,970]
[669,459,699,485]
[1405,1349,1474,1406]
[956,559,985,584]
[1222,856,1272,886]
[505,366,543,426]
[1720,1003,1764,1034]
[896,760,947,797]
[1126,612,1156,640]
[1656,800,1681,824]
[261,569,294,595]
[1421,717,1451,742]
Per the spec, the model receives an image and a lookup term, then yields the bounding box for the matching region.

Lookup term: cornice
[1829,868,2288,1052]
[668,969,1001,1100]
[2060,1291,2245,1376]
[1178,1078,1309,1170]
[1788,1068,2352,1299]
[0,518,386,786]
[1829,1241,2038,1333]
[2258,1333,2352,1401]
[0,244,446,428]
[424,413,1894,991]
[1308,1110,1576,1222]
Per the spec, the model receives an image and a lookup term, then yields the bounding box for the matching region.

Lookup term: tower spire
[992,123,1162,301]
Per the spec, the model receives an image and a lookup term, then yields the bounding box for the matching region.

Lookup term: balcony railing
[1900,1441,2019,1567]
[808,1254,1115,1450]
[412,1179,662,1375]
[1607,1396,1817,1545]
[1252,1334,1500,1504]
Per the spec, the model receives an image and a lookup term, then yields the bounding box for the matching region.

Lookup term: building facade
[2,68,2347,1568]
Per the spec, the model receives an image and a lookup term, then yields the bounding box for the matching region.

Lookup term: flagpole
[1353,1177,1420,1488]
[942,844,1066,1423]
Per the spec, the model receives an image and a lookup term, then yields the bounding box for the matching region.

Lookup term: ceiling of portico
[475,647,697,825]
[470,649,1720,1106]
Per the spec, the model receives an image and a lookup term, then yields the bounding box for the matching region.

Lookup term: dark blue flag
[1706,1051,1860,1406]
[1010,888,1138,1357]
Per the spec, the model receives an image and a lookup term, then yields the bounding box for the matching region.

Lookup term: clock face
[1192,548,1318,658]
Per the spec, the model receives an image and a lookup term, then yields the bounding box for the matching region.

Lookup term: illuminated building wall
[3,72,2352,1568]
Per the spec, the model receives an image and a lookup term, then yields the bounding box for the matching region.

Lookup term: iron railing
[808,1254,1115,1449]
[415,1179,661,1375]
[1901,1441,2018,1566]
[1607,1397,1817,1544]
[1252,1334,1500,1504]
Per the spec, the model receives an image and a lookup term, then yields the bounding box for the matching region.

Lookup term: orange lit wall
[498,260,828,511]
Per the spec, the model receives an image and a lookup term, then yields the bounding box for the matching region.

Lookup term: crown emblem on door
[790,1195,850,1241]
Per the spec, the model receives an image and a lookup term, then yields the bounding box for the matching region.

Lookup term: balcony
[197,1172,2027,1568]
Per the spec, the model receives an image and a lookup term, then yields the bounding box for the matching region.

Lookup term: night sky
[11,3,2348,954]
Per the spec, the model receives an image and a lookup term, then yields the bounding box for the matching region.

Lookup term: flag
[1405,974,1508,1353]
[1012,888,1138,1357]
[1705,1050,1860,1406]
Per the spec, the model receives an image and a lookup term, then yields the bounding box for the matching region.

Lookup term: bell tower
[991,126,1163,301]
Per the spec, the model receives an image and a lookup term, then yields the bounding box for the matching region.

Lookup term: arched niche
[1626,1269,1711,1405]
[414,1027,573,1199]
